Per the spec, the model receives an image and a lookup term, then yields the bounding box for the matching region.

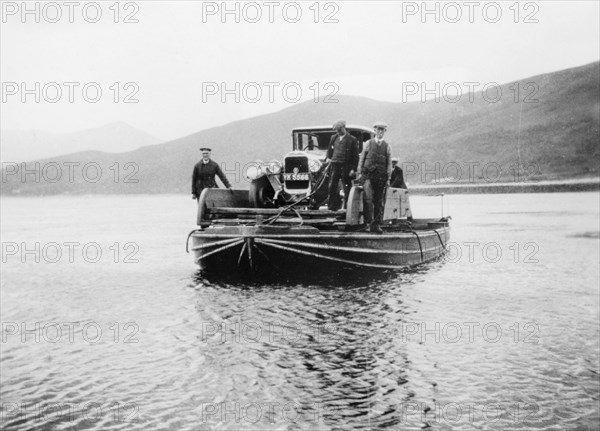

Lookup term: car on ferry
[245,125,374,208]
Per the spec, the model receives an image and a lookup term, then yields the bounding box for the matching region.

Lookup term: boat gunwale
[190,239,444,255]
[189,228,449,240]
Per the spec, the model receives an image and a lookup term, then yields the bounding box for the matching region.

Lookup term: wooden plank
[210,218,338,225]
[198,189,252,225]
[345,185,364,225]
[207,207,344,217]
[383,187,412,220]
[203,189,252,208]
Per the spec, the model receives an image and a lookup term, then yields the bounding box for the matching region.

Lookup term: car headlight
[268,160,282,174]
[308,159,322,173]
[245,165,262,181]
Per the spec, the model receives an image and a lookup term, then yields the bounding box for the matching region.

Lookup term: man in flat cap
[191,147,232,200]
[357,121,393,233]
[325,120,359,211]
[390,157,408,189]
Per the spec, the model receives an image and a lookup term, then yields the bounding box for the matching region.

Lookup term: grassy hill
[2,62,598,195]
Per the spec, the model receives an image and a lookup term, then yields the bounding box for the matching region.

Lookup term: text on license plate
[284,173,309,181]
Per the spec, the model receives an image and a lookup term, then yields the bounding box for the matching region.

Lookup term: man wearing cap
[325,120,359,211]
[390,157,408,189]
[357,121,393,233]
[191,147,232,200]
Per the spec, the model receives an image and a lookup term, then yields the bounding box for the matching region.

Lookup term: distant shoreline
[409,178,600,195]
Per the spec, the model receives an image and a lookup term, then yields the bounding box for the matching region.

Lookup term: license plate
[284,173,309,181]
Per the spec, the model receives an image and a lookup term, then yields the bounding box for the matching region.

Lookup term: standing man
[326,120,359,211]
[191,147,232,200]
[390,157,408,189]
[357,121,392,233]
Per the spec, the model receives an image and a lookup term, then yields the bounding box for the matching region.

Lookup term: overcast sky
[2,0,599,141]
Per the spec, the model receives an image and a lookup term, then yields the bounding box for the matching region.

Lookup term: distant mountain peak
[1,122,163,163]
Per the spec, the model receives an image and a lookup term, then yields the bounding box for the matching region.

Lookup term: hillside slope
[2,62,598,195]
[0,122,162,163]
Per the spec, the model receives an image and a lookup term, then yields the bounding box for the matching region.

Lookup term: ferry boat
[186,125,450,274]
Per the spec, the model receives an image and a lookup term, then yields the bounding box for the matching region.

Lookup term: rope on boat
[186,229,203,253]
[408,230,424,263]
[192,237,242,250]
[394,219,424,262]
[306,162,333,208]
[396,220,414,231]
[264,205,304,227]
[433,229,446,249]
[237,241,248,267]
[263,163,332,227]
[235,238,256,271]
[256,239,403,269]
[247,239,254,270]
[252,243,278,271]
[261,237,412,255]
[195,239,244,260]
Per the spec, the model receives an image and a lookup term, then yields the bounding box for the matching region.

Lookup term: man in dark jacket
[357,121,392,233]
[390,157,408,189]
[191,147,232,200]
[326,120,359,211]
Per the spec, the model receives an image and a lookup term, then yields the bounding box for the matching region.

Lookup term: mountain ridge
[0,122,163,163]
[2,61,598,195]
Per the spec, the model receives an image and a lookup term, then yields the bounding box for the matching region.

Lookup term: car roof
[292,125,374,134]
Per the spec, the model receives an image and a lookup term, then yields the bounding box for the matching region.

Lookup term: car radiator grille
[284,156,310,190]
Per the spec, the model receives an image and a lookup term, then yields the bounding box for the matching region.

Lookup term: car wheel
[249,176,275,208]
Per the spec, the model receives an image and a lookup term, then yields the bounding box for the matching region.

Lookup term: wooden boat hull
[188,221,450,274]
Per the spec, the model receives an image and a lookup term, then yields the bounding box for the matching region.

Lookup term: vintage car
[245,125,374,208]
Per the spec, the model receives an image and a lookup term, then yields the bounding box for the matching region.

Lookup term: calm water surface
[1,192,599,430]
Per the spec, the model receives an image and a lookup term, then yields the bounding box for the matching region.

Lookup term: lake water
[1,192,598,430]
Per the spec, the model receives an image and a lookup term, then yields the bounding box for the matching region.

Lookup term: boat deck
[190,188,450,273]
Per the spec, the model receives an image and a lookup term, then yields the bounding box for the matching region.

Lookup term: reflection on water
[193,260,436,287]
[190,269,421,430]
[1,192,598,430]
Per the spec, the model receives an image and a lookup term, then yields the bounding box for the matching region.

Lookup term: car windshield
[293,132,330,152]
[293,129,371,153]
